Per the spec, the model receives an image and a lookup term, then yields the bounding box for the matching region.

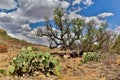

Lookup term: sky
[0,0,120,45]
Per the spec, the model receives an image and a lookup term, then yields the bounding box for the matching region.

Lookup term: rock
[63,54,71,59]
[116,59,120,65]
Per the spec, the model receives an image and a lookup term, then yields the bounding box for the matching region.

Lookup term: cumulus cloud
[82,0,94,7]
[0,0,70,45]
[114,26,120,34]
[0,12,7,17]
[19,0,70,21]
[67,13,106,28]
[84,16,107,28]
[21,24,31,30]
[68,0,94,15]
[0,0,16,9]
[115,26,120,30]
[64,9,106,29]
[7,26,50,45]
[61,1,70,9]
[72,0,82,6]
[0,0,114,46]
[98,12,114,18]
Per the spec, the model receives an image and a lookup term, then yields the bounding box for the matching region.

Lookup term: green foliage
[8,46,61,77]
[32,46,40,51]
[81,52,100,63]
[90,44,100,51]
[39,52,60,76]
[0,29,10,39]
[36,8,111,53]
[110,35,120,54]
[36,8,85,50]
[0,69,7,76]
[54,65,62,78]
[0,29,7,36]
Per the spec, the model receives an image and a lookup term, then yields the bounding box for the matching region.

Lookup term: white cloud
[19,0,69,21]
[0,0,115,46]
[61,1,70,9]
[69,0,94,14]
[21,24,31,30]
[0,0,16,9]
[115,26,120,30]
[0,12,7,17]
[64,10,106,29]
[84,16,106,28]
[72,0,82,6]
[0,0,70,45]
[98,12,114,18]
[64,12,82,20]
[82,0,94,7]
[114,26,120,35]
[7,26,50,45]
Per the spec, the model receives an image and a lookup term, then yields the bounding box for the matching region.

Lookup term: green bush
[81,52,100,63]
[8,46,61,77]
[110,35,120,54]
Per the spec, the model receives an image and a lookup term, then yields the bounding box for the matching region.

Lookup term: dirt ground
[0,47,120,80]
[0,38,120,80]
[0,28,120,80]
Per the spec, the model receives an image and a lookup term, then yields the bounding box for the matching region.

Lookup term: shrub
[109,35,120,54]
[8,46,61,77]
[90,44,100,51]
[32,46,40,51]
[0,42,7,53]
[81,52,100,63]
[0,29,7,36]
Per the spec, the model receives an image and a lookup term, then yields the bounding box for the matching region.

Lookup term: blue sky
[30,0,120,29]
[0,0,120,45]
[80,0,120,29]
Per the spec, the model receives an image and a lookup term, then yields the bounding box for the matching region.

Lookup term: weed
[81,52,100,63]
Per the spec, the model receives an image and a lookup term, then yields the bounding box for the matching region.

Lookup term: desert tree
[36,8,115,55]
[79,19,99,52]
[36,8,85,50]
[110,34,120,53]
[78,20,115,53]
[94,22,116,51]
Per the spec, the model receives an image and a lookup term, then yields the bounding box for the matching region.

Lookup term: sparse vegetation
[36,8,117,56]
[81,52,100,63]
[7,47,61,77]
[0,7,120,80]
[0,29,7,36]
[110,35,120,54]
[36,8,85,50]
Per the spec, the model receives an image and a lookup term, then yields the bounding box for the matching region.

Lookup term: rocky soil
[0,49,120,80]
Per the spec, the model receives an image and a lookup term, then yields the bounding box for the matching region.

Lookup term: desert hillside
[0,29,59,68]
[0,29,120,80]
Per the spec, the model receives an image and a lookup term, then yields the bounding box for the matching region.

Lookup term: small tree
[110,35,120,53]
[36,8,114,55]
[94,22,116,51]
[76,20,115,53]
[79,19,99,52]
[36,8,85,50]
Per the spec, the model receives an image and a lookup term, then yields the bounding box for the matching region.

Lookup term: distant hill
[0,28,59,71]
[0,28,31,48]
[0,28,59,53]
